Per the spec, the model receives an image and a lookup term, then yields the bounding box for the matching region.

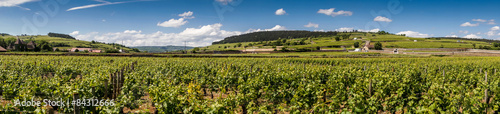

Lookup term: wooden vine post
[369,79,372,97]
[485,71,488,113]
[73,93,80,114]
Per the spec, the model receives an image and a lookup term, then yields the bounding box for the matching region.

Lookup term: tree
[354,42,360,48]
[335,37,340,41]
[237,43,242,47]
[105,49,120,53]
[37,40,52,51]
[473,43,476,49]
[374,42,383,50]
[75,49,79,52]
[48,32,75,39]
[316,46,321,50]
[193,47,200,52]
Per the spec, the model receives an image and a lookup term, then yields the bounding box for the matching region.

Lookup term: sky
[1,0,500,47]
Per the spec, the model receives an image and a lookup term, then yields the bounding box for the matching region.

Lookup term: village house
[70,48,102,53]
[0,46,7,52]
[6,37,37,51]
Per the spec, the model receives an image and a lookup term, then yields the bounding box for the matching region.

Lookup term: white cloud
[487,31,496,36]
[157,18,188,28]
[245,25,287,33]
[491,26,500,31]
[460,22,479,27]
[73,24,289,47]
[275,8,286,15]
[472,19,487,22]
[178,11,194,19]
[69,31,80,36]
[360,29,380,32]
[124,30,142,34]
[215,0,232,4]
[304,22,319,28]
[67,0,148,11]
[488,19,496,25]
[459,30,469,34]
[317,8,353,17]
[373,16,392,22]
[396,31,431,38]
[335,27,354,32]
[464,34,481,38]
[445,35,458,37]
[0,0,36,7]
[74,23,243,47]
[266,25,287,31]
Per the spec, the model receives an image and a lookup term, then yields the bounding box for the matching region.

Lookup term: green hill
[0,33,139,52]
[200,31,500,51]
[134,46,194,53]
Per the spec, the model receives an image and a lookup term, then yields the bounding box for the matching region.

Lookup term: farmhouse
[70,48,102,53]
[0,46,7,52]
[6,37,37,51]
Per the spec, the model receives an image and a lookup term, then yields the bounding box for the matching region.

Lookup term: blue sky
[1,0,500,46]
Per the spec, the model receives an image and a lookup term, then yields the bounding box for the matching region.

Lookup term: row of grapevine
[1,56,499,113]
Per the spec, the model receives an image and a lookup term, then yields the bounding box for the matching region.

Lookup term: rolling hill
[200,31,500,52]
[133,46,194,53]
[0,33,139,52]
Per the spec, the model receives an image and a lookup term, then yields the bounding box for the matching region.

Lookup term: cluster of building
[0,38,37,52]
[0,37,104,53]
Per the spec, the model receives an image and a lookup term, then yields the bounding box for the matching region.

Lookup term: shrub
[374,42,383,50]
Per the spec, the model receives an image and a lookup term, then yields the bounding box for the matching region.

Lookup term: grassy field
[0,35,136,52]
[201,33,498,52]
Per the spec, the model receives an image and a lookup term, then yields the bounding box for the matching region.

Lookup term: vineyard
[0,56,499,113]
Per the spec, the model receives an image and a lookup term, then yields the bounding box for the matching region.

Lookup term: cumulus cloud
[463,34,481,38]
[266,25,287,31]
[69,31,80,36]
[158,11,195,28]
[459,30,469,34]
[360,29,380,32]
[215,0,232,4]
[317,8,353,17]
[488,19,496,25]
[157,18,188,28]
[178,11,194,19]
[73,23,243,47]
[304,22,319,28]
[445,35,458,37]
[491,26,500,31]
[275,8,286,15]
[460,22,479,27]
[335,27,354,32]
[396,31,431,38]
[373,16,392,22]
[472,19,487,22]
[487,31,496,36]
[73,24,289,47]
[124,30,142,34]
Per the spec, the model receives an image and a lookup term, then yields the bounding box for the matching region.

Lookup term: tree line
[212,31,340,44]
